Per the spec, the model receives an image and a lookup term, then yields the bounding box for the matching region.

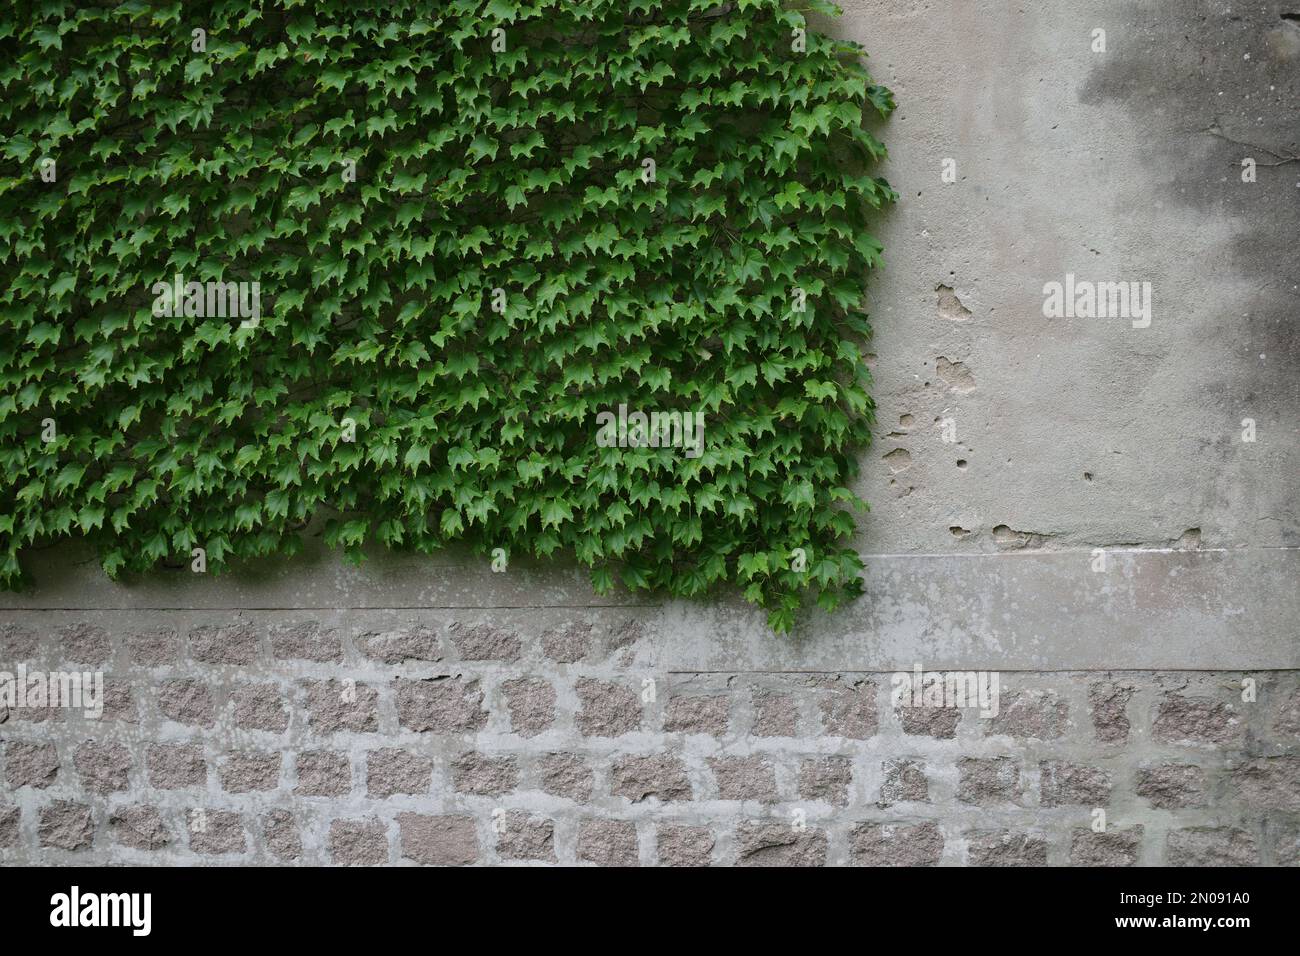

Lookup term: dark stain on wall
[1079,2,1299,434]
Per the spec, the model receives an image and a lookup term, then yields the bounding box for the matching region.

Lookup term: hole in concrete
[949,526,971,538]
[899,413,914,427]
[1084,472,1093,481]
[956,459,968,469]
[883,448,912,473]
[935,356,977,392]
[992,525,1051,550]
[936,284,973,322]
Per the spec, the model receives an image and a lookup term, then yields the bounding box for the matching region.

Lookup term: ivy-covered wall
[0,0,895,631]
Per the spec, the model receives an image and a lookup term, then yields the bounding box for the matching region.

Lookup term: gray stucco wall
[1,0,1296,865]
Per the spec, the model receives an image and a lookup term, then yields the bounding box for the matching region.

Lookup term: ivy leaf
[403,444,431,473]
[540,498,573,529]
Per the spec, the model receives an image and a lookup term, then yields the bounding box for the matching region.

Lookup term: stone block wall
[2,615,1296,866]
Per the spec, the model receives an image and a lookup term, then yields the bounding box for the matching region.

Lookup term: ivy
[0,0,895,633]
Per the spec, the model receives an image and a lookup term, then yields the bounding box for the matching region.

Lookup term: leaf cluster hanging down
[0,0,896,632]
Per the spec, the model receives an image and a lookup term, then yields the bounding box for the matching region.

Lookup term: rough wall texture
[1,616,1297,866]
[1,1,1297,866]
[844,0,1298,557]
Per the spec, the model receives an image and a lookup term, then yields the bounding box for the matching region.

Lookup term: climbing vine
[0,0,894,631]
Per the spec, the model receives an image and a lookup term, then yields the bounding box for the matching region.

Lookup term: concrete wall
[1,0,1296,865]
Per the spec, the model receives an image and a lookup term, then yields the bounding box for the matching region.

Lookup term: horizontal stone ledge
[648,547,1299,672]
[0,543,1294,671]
